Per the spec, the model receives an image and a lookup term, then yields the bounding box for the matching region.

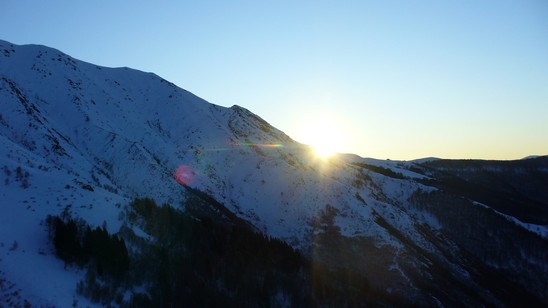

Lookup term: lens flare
[173,165,194,186]
[233,142,283,148]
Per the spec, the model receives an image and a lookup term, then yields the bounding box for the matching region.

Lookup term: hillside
[1,40,547,306]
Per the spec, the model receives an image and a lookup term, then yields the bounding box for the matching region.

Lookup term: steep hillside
[1,40,547,306]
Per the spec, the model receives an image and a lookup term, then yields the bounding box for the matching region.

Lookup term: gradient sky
[2,0,547,160]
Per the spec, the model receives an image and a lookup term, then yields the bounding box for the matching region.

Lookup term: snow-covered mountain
[1,40,547,306]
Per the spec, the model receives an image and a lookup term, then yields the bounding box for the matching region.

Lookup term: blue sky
[2,0,547,160]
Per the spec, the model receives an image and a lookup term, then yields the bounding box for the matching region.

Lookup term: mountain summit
[1,40,547,306]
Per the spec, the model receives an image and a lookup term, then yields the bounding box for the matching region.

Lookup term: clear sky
[2,0,547,160]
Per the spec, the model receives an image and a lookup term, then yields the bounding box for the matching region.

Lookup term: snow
[0,163,99,306]
[472,201,548,239]
[1,39,545,305]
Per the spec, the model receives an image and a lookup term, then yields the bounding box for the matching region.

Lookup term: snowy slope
[0,39,434,246]
[1,40,547,306]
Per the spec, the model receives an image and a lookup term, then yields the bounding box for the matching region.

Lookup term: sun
[313,142,336,159]
[297,117,343,159]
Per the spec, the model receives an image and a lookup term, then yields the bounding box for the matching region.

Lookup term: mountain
[1,40,547,306]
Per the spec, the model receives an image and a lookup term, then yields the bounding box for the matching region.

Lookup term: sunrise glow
[297,116,344,159]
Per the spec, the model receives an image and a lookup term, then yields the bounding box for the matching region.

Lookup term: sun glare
[298,117,343,159]
[314,143,335,159]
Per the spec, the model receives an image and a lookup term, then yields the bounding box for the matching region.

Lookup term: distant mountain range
[1,39,547,306]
